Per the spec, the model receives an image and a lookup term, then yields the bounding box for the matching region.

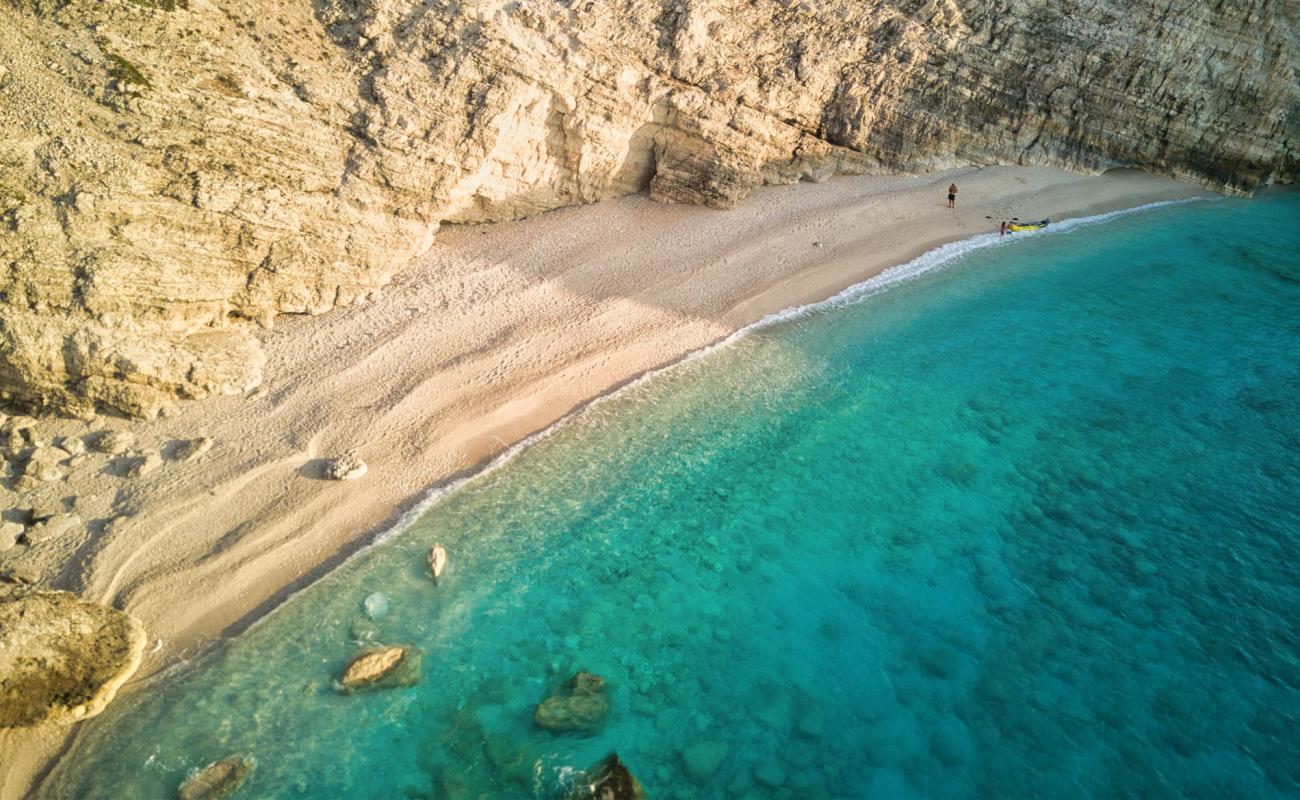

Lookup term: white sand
[0,166,1210,797]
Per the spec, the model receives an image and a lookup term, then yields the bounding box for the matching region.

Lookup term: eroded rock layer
[1,0,1296,416]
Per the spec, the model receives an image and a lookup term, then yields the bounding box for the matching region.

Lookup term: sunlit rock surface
[1,0,1295,416]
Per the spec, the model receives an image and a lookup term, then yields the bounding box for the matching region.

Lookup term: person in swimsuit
[947,183,958,208]
[999,220,1007,238]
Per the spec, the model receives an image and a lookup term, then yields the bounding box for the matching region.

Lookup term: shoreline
[0,166,1212,798]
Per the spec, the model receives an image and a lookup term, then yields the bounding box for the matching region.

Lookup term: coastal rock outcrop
[534,671,610,734]
[0,590,146,727]
[176,756,253,800]
[0,1,1296,417]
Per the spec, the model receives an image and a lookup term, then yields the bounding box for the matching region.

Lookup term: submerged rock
[566,753,647,800]
[534,671,609,734]
[681,740,730,783]
[0,590,147,726]
[362,592,389,619]
[427,544,447,582]
[325,454,367,481]
[338,645,421,692]
[176,755,253,800]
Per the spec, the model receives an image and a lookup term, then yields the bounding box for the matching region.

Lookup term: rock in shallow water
[177,755,253,800]
[535,671,610,734]
[338,645,422,692]
[0,590,146,726]
[362,592,389,619]
[566,753,647,800]
[427,544,447,582]
[681,740,730,783]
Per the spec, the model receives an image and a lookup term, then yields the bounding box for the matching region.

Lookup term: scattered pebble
[126,450,162,478]
[28,496,65,521]
[0,566,40,585]
[24,513,81,545]
[57,436,86,456]
[23,460,64,483]
[174,436,214,462]
[91,430,135,455]
[0,521,24,551]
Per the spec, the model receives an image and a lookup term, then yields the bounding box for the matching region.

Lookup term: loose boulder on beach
[0,590,146,727]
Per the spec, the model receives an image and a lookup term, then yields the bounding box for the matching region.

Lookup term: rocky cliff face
[1,0,1296,417]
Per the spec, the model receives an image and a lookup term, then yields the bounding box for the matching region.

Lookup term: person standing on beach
[947,183,958,208]
[999,220,1007,238]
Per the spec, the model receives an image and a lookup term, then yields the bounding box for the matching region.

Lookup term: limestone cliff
[1,0,1296,417]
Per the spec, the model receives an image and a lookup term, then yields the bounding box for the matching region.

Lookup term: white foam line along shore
[264,195,1216,620]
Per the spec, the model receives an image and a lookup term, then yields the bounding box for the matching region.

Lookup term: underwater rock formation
[0,0,1295,416]
[176,756,253,800]
[535,671,610,734]
[566,753,648,800]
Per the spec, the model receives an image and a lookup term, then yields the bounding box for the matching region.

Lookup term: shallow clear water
[47,192,1300,799]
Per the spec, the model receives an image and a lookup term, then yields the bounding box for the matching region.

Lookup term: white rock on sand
[0,521,23,551]
[91,430,135,455]
[23,514,81,545]
[126,450,162,478]
[325,455,367,481]
[174,436,214,463]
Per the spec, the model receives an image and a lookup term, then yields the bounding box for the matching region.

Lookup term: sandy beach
[0,166,1211,797]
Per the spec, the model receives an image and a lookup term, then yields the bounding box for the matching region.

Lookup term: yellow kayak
[1007,218,1050,232]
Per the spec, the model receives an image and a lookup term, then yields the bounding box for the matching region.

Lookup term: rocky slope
[1,0,1296,418]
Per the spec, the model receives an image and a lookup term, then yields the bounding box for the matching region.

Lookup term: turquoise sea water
[44,192,1300,799]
